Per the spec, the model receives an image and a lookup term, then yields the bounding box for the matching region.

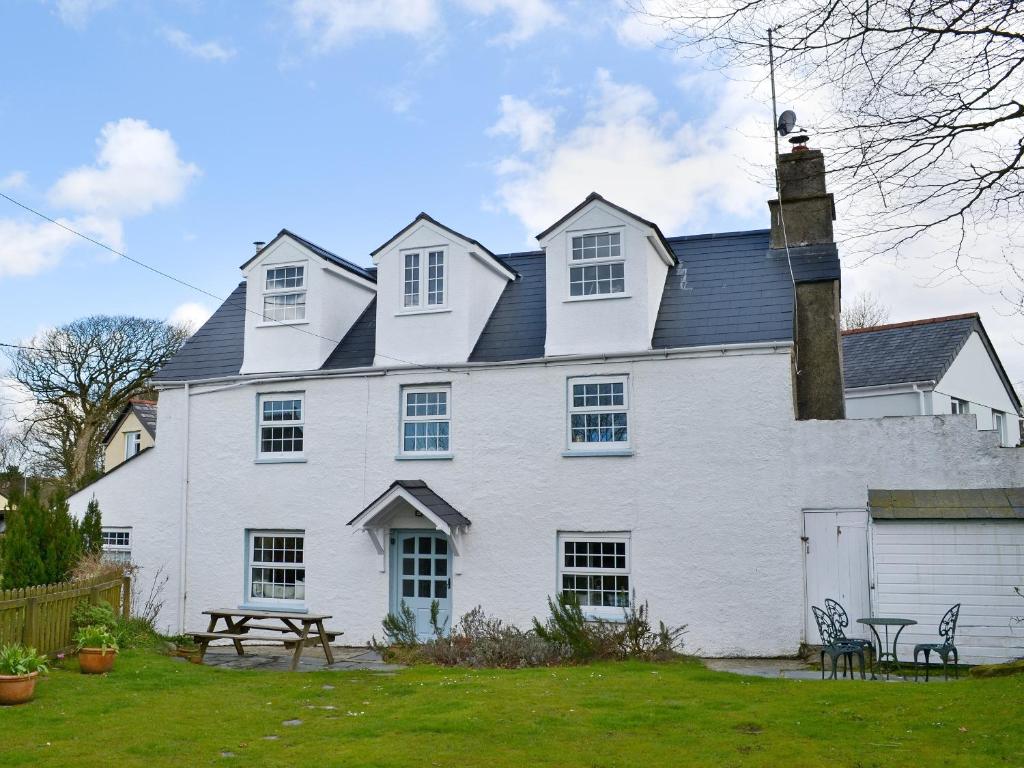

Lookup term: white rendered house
[843,314,1022,446]
[70,150,1024,662]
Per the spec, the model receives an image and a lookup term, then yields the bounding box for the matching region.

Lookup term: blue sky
[1,0,1021,390]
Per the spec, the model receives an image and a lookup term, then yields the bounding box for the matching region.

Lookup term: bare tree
[841,291,892,331]
[5,316,188,488]
[631,1,1023,293]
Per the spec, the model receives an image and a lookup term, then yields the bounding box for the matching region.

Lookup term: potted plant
[74,625,119,674]
[0,644,49,705]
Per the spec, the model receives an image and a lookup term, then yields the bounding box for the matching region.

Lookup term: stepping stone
[322,684,335,690]
[282,719,303,727]
[262,736,279,741]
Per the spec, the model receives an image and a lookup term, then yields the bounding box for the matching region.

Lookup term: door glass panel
[418,580,431,598]
[435,539,447,555]
[435,559,447,576]
[402,558,414,575]
[418,558,432,576]
[435,580,447,599]
[418,536,432,554]
[403,538,415,554]
[402,579,414,597]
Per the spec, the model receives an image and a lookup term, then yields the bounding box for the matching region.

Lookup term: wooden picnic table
[192,608,342,671]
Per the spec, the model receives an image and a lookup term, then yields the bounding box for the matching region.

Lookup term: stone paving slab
[183,644,404,672]
[702,657,948,682]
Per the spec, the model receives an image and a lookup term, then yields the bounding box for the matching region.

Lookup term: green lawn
[1,650,1020,767]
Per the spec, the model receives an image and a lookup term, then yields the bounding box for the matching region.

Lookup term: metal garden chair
[812,605,866,680]
[913,603,961,681]
[824,598,875,676]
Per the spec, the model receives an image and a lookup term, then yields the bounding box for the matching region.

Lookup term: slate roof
[348,480,472,528]
[156,282,247,381]
[103,399,158,443]
[321,298,376,369]
[240,229,377,283]
[370,213,518,278]
[842,314,1021,412]
[869,487,1024,520]
[156,228,839,381]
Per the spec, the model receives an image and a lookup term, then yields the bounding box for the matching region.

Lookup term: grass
[0,650,1021,767]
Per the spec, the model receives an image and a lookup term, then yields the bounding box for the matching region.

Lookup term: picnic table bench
[191,608,343,671]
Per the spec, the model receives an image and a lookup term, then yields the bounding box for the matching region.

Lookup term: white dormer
[240,230,377,374]
[537,193,677,357]
[371,213,516,366]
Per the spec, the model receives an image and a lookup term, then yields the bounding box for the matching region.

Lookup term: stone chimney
[768,148,845,420]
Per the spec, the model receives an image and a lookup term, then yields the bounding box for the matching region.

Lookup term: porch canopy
[348,480,471,569]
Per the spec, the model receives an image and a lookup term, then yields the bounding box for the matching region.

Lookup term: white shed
[804,489,1024,666]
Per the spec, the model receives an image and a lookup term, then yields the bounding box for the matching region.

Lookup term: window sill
[239,603,308,614]
[563,293,632,304]
[254,456,307,464]
[395,453,454,461]
[562,449,634,458]
[255,320,310,328]
[394,307,452,317]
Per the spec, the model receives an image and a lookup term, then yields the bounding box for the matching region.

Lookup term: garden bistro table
[857,617,917,680]
[191,608,341,671]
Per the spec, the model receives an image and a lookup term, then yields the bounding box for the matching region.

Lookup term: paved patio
[179,644,404,672]
[702,657,949,682]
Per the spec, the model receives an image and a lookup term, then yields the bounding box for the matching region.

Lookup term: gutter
[844,380,936,399]
[154,340,793,390]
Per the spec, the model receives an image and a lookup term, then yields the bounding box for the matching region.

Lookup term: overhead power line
[0,191,449,372]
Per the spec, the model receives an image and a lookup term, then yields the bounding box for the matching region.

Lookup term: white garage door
[872,520,1024,665]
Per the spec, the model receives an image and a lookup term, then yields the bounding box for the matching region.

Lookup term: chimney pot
[253,241,266,253]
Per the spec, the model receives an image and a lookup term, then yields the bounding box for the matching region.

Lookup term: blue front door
[391,531,452,640]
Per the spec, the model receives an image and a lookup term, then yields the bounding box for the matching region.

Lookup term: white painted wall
[540,201,670,357]
[372,220,510,366]
[240,237,376,374]
[871,519,1024,665]
[75,346,1024,658]
[69,388,187,634]
[936,332,1021,445]
[845,391,923,419]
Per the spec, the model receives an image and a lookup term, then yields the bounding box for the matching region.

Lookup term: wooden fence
[0,575,130,655]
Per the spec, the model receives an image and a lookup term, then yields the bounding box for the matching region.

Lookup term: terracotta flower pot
[0,672,39,705]
[78,648,117,674]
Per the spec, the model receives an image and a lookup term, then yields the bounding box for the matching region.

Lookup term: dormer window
[569,231,624,298]
[403,249,446,309]
[263,264,306,322]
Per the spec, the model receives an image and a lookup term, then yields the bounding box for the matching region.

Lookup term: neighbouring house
[69,148,1024,663]
[0,492,7,534]
[103,399,157,471]
[843,315,1022,446]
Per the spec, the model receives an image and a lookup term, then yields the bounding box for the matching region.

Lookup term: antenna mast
[768,27,780,165]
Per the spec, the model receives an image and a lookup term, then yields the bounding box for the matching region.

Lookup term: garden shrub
[70,599,158,650]
[371,595,685,668]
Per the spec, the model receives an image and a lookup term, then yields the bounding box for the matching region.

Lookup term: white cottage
[70,149,1024,663]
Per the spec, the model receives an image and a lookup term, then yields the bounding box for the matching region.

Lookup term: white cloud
[455,0,564,45]
[163,28,237,62]
[49,118,200,218]
[169,302,213,334]
[54,0,115,28]
[289,0,442,50]
[0,119,198,280]
[487,96,556,152]
[486,69,769,236]
[0,171,27,190]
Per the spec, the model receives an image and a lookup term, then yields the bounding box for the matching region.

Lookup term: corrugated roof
[157,227,838,381]
[869,487,1024,520]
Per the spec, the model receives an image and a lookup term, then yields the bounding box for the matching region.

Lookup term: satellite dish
[777,110,797,136]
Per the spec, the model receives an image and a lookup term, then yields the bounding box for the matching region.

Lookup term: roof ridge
[666,228,771,242]
[842,313,979,336]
